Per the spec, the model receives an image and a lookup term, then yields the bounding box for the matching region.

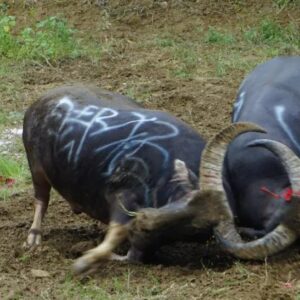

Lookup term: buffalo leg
[24,173,51,249]
[73,221,129,275]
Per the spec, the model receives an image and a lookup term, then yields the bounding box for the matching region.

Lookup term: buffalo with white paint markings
[23,83,287,274]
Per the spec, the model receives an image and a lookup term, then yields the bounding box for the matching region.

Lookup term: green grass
[272,0,298,8]
[0,15,80,63]
[0,155,29,200]
[0,111,23,128]
[19,16,80,62]
[0,13,295,83]
[0,14,108,65]
[203,19,299,77]
[0,61,24,109]
[60,270,163,300]
[0,157,23,178]
[151,17,299,79]
[243,19,299,46]
[155,37,177,48]
[123,84,153,104]
[154,36,199,79]
[204,27,236,45]
[171,44,199,78]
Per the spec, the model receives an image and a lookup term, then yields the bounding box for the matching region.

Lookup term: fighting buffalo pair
[22,56,300,275]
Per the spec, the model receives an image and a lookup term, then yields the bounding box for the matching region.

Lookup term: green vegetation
[243,19,299,46]
[272,0,298,8]
[19,16,80,62]
[205,27,235,45]
[0,11,296,84]
[0,111,23,128]
[151,19,299,79]
[204,20,298,76]
[155,37,177,48]
[0,15,80,63]
[0,157,22,178]
[154,37,199,78]
[60,271,163,300]
[0,155,29,200]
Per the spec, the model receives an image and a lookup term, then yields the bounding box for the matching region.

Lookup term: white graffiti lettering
[49,97,179,205]
[233,91,246,122]
[275,105,300,152]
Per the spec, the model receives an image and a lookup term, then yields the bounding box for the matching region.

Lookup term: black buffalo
[23,84,264,274]
[215,56,300,259]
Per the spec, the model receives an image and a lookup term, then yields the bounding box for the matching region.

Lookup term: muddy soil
[1,1,300,299]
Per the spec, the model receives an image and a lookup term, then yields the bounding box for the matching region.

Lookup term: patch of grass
[0,15,86,64]
[243,19,299,46]
[208,51,254,77]
[19,16,80,63]
[123,84,152,104]
[155,37,177,48]
[124,86,141,101]
[0,61,24,98]
[0,155,29,200]
[0,111,23,128]
[169,43,198,79]
[272,0,298,9]
[153,34,199,79]
[0,16,18,58]
[60,270,163,300]
[0,157,23,178]
[0,3,9,14]
[18,253,30,263]
[204,27,236,45]
[81,40,103,63]
[202,19,299,77]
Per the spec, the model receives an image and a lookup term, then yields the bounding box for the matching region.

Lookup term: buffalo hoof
[73,253,97,275]
[73,251,128,275]
[23,229,42,250]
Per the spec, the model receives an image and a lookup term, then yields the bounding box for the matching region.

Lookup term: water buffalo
[214,56,300,259]
[23,84,264,274]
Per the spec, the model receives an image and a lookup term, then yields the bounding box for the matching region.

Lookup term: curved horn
[200,123,266,191]
[192,122,266,242]
[217,224,297,259]
[217,139,300,259]
[249,139,300,192]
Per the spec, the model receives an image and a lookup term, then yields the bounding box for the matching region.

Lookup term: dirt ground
[1,1,300,299]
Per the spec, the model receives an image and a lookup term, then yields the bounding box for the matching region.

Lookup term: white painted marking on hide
[233,91,245,122]
[275,105,300,152]
[49,97,179,206]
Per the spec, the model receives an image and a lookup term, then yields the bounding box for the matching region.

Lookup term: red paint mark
[260,186,280,199]
[0,176,16,189]
[282,187,293,202]
[260,186,300,203]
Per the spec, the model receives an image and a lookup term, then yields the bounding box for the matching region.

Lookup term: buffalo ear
[172,159,190,182]
[171,159,198,192]
[175,159,188,173]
